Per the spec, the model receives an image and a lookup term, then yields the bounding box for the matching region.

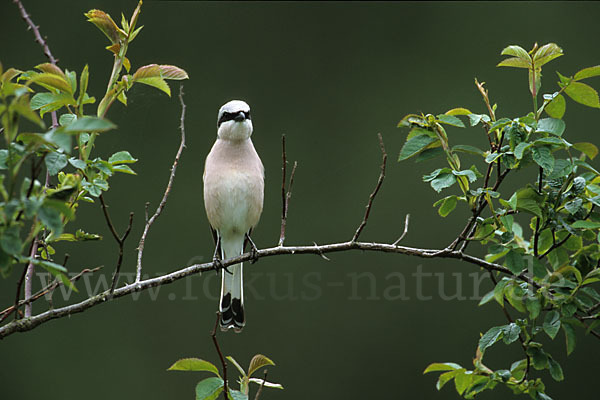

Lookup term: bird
[203,100,264,332]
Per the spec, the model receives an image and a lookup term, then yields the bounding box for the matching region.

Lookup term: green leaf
[431,173,457,193]
[112,165,136,175]
[436,114,465,127]
[514,142,531,159]
[454,371,472,396]
[529,347,548,370]
[134,76,171,96]
[45,152,68,175]
[574,65,600,81]
[536,118,565,136]
[564,81,600,108]
[562,322,576,355]
[499,45,531,63]
[497,57,530,68]
[526,296,542,319]
[168,358,220,376]
[468,113,490,127]
[479,326,504,353]
[68,158,87,170]
[0,226,22,255]
[434,195,458,217]
[248,354,275,377]
[228,389,248,400]
[27,72,73,93]
[415,147,444,163]
[64,116,116,133]
[571,220,600,229]
[38,205,63,234]
[545,94,566,119]
[423,362,463,374]
[505,250,525,274]
[479,290,495,306]
[452,144,484,156]
[453,169,477,183]
[436,370,460,390]
[398,134,437,161]
[533,43,563,67]
[543,311,561,339]
[503,323,521,344]
[225,356,246,376]
[572,142,598,160]
[59,113,77,127]
[532,146,555,172]
[548,357,564,381]
[108,150,137,164]
[195,377,224,400]
[516,188,542,218]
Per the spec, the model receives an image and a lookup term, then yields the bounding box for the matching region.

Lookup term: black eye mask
[217,110,251,128]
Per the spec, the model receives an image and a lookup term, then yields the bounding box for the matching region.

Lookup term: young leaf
[108,150,137,164]
[445,107,472,116]
[225,356,246,376]
[248,354,275,378]
[85,9,123,45]
[195,377,224,400]
[45,152,68,175]
[499,45,531,65]
[533,43,563,67]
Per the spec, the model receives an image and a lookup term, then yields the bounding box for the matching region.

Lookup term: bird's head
[217,100,253,141]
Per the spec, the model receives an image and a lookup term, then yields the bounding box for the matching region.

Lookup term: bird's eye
[245,110,251,120]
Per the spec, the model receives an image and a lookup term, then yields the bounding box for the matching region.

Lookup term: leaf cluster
[168,354,283,400]
[399,43,600,399]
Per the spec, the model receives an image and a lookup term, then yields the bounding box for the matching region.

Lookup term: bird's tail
[219,234,245,332]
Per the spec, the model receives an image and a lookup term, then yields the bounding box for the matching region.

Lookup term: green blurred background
[1,1,599,399]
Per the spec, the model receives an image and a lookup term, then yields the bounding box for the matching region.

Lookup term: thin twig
[136,85,187,282]
[13,0,57,64]
[211,313,228,400]
[352,133,387,242]
[24,238,39,318]
[278,135,298,246]
[254,370,268,400]
[392,214,410,246]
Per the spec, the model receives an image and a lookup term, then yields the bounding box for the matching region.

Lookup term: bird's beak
[234,111,246,122]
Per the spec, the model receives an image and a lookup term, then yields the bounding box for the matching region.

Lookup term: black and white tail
[219,234,245,332]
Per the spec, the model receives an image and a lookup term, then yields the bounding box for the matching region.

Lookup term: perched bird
[203,100,264,332]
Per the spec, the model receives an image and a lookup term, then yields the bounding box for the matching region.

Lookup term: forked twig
[352,133,387,242]
[136,85,187,282]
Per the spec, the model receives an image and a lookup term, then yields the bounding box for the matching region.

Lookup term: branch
[278,134,297,246]
[0,240,535,339]
[211,313,228,400]
[352,133,387,242]
[136,85,187,282]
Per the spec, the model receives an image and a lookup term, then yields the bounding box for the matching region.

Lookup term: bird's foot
[245,233,260,264]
